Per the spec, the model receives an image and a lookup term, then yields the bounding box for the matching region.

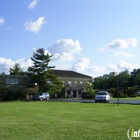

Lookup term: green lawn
[0,101,140,140]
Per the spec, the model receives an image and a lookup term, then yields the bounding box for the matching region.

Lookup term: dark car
[33,92,50,101]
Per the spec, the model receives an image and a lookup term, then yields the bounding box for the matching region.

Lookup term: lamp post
[117,75,119,105]
[90,82,92,94]
[35,83,38,86]
[115,72,119,105]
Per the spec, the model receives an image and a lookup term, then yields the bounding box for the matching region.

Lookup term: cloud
[113,51,134,58]
[55,64,72,70]
[0,58,14,74]
[103,61,138,74]
[99,38,137,51]
[28,0,38,9]
[72,57,89,72]
[16,58,33,71]
[0,17,5,25]
[106,64,119,72]
[0,58,33,74]
[88,65,105,73]
[47,39,82,61]
[117,61,138,71]
[85,61,138,77]
[24,17,46,33]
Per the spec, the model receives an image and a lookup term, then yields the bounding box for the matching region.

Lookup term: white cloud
[117,61,138,71]
[103,61,138,75]
[32,47,51,56]
[16,58,33,71]
[72,57,89,72]
[47,39,82,61]
[85,61,138,77]
[55,64,72,70]
[88,65,105,73]
[113,51,134,58]
[0,17,4,25]
[99,38,137,51]
[24,17,46,33]
[28,0,38,9]
[0,58,33,74]
[0,58,14,74]
[0,56,138,77]
[106,64,119,72]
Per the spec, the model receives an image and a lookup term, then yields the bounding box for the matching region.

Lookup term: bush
[0,88,29,101]
[120,93,126,98]
[82,92,95,99]
[0,88,14,101]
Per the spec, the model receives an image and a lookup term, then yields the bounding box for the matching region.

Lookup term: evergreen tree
[28,48,55,92]
[9,63,24,75]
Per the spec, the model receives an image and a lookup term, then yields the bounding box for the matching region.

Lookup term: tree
[28,48,59,93]
[48,74,64,97]
[118,70,130,88]
[9,63,24,75]
[84,82,95,94]
[107,72,117,88]
[130,69,140,87]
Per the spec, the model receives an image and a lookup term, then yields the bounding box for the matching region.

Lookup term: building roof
[51,69,92,79]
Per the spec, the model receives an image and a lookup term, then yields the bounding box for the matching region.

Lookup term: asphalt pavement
[50,98,140,105]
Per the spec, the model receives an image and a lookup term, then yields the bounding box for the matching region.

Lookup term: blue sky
[0,0,140,77]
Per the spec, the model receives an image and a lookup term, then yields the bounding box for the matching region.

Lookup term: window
[68,81,72,86]
[80,81,83,86]
[75,81,77,86]
[6,78,18,84]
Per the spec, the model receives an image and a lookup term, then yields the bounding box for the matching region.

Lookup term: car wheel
[46,98,49,101]
[40,98,43,101]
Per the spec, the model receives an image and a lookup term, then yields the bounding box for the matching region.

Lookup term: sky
[0,0,140,78]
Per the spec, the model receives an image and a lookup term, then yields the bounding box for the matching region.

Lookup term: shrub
[0,88,14,101]
[0,88,29,101]
[82,92,95,99]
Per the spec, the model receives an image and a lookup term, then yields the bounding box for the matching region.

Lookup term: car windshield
[97,92,107,95]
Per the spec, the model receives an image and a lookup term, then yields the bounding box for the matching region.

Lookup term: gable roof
[51,69,92,79]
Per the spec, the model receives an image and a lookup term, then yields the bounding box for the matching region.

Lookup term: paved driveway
[51,98,140,105]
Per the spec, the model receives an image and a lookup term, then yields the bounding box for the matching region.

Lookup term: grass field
[0,101,140,140]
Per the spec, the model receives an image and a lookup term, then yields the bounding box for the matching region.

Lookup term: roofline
[51,69,92,78]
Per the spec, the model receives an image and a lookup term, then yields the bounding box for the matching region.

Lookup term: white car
[95,91,110,103]
[33,92,50,101]
[137,91,140,96]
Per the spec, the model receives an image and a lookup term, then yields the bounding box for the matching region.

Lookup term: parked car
[33,92,50,101]
[137,91,140,96]
[95,91,110,103]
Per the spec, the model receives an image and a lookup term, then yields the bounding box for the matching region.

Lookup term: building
[0,75,29,91]
[51,70,92,98]
[0,70,92,98]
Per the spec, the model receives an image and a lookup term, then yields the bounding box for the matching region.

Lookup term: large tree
[28,48,58,92]
[9,63,24,75]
